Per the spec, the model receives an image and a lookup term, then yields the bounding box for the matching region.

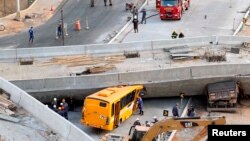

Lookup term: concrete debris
[168,46,199,60]
[205,48,226,62]
[0,113,20,123]
[124,51,140,58]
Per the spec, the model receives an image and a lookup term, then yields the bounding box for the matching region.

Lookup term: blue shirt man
[29,27,34,43]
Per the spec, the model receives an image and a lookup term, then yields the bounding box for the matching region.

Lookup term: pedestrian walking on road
[172,103,179,117]
[57,23,62,39]
[141,8,146,24]
[133,15,139,33]
[28,26,34,44]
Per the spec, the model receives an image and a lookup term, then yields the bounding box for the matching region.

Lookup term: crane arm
[141,116,226,141]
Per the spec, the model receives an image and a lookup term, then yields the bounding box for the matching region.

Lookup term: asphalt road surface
[0,0,135,48]
[115,0,250,43]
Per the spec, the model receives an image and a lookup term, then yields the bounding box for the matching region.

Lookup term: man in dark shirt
[28,26,34,44]
[172,103,179,117]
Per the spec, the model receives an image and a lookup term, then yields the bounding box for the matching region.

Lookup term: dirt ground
[173,96,250,141]
[0,0,29,17]
[0,0,62,37]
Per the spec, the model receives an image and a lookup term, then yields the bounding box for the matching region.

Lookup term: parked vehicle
[206,80,239,112]
[159,0,190,20]
[80,85,145,131]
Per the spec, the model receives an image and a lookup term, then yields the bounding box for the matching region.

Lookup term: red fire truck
[159,0,190,20]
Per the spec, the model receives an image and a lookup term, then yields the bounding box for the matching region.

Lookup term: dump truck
[206,80,239,112]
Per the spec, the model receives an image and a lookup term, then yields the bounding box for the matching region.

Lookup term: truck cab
[159,0,190,20]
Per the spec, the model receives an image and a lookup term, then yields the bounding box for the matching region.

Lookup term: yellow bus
[80,85,145,130]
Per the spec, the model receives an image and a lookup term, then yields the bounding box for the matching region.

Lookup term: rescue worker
[145,121,151,127]
[51,97,58,110]
[152,116,159,124]
[171,30,178,39]
[137,96,143,115]
[187,105,195,117]
[132,6,138,16]
[178,32,184,38]
[172,103,179,117]
[62,99,69,120]
[133,118,141,126]
[57,107,65,117]
[133,15,139,33]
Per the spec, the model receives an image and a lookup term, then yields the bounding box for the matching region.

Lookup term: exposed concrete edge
[1,35,248,60]
[168,97,192,141]
[233,8,250,36]
[0,0,39,20]
[108,0,148,44]
[0,76,95,141]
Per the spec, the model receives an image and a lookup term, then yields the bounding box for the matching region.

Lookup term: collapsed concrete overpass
[0,35,249,101]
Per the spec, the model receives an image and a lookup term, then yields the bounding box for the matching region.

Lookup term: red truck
[159,0,190,20]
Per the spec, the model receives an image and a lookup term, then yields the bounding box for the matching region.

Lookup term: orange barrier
[74,20,81,31]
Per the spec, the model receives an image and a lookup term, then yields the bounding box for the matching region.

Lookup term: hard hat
[59,107,62,110]
[53,98,57,101]
[153,116,157,119]
[60,102,63,106]
[53,105,56,108]
[136,118,139,121]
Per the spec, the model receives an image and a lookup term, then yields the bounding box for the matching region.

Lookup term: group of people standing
[172,102,195,118]
[51,98,69,120]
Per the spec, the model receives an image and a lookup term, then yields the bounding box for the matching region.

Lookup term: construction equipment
[100,116,226,141]
[206,80,239,112]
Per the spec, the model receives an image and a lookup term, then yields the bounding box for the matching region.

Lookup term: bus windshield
[161,0,177,6]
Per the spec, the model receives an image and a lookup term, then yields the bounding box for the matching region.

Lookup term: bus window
[99,102,107,107]
[111,103,114,116]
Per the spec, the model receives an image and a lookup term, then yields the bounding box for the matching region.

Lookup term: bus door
[114,101,121,127]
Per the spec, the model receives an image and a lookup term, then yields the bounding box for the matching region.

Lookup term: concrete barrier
[10,63,250,98]
[0,77,94,141]
[152,36,216,50]
[0,36,249,59]
[119,67,191,84]
[217,36,250,45]
[0,49,17,59]
[191,64,250,78]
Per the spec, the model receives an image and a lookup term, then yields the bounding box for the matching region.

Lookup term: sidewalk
[0,0,63,37]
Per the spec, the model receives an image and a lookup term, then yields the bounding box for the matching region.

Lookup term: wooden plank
[0,113,20,123]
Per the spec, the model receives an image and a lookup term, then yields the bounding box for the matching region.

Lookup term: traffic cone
[74,20,81,31]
